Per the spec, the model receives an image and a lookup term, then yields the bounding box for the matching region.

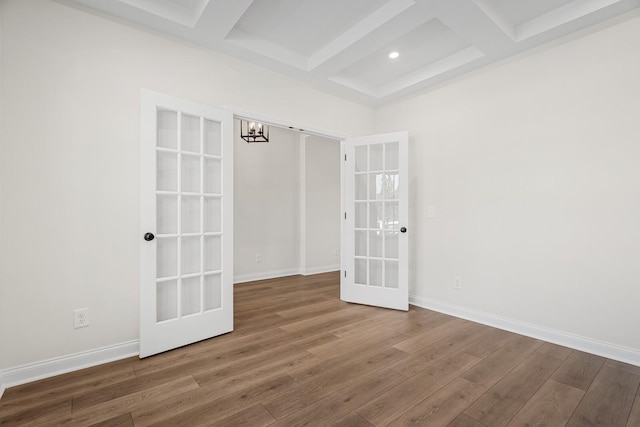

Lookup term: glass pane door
[140,90,233,358]
[353,142,400,289]
[342,131,408,311]
[155,111,223,322]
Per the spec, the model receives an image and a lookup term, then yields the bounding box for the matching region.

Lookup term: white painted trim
[340,141,346,301]
[233,266,340,284]
[230,109,350,140]
[0,0,4,401]
[0,340,139,395]
[299,135,308,275]
[410,295,640,367]
[233,268,302,284]
[303,265,341,276]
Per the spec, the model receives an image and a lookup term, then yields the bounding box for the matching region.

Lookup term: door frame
[230,108,350,284]
[230,108,409,310]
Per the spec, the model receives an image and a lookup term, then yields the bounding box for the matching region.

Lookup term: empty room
[1,0,639,426]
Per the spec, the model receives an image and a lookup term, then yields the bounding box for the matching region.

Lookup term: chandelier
[240,120,269,143]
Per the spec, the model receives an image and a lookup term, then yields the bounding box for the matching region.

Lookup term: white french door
[140,90,233,358]
[341,131,408,311]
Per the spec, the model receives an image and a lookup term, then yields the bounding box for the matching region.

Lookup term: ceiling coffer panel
[334,19,472,90]
[118,0,210,28]
[482,0,576,27]
[230,0,391,57]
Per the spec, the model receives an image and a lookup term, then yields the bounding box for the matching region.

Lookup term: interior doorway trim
[299,134,308,274]
[229,106,348,282]
[230,108,350,140]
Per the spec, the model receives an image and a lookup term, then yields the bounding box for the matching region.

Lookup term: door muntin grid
[155,109,224,322]
[353,141,400,289]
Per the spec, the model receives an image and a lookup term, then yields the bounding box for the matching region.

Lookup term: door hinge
[344,212,347,220]
[344,154,347,161]
[344,270,347,278]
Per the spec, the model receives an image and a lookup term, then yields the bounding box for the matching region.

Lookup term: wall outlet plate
[73,308,90,328]
[453,276,462,290]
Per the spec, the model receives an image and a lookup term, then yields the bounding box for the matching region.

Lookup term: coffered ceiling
[60,0,640,105]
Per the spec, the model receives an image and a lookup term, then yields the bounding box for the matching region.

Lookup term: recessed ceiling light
[388,51,399,59]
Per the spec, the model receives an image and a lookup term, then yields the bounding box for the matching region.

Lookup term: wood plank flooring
[1,272,639,426]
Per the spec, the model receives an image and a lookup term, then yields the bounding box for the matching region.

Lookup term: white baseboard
[0,267,342,397]
[302,265,340,276]
[234,268,302,284]
[6,294,634,399]
[0,340,139,398]
[410,295,640,367]
[234,266,341,284]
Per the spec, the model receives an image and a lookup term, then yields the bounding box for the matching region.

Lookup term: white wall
[234,123,301,280]
[0,0,373,372]
[376,14,640,360]
[305,136,341,272]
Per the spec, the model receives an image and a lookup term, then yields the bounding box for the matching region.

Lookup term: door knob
[144,232,155,241]
[400,227,407,233]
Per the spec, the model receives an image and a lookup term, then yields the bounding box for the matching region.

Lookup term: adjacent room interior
[233,121,341,284]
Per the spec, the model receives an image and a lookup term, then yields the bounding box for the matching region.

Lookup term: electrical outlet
[453,276,462,290]
[73,308,90,328]
[256,254,263,263]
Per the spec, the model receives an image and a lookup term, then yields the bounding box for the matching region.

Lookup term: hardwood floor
[1,272,639,426]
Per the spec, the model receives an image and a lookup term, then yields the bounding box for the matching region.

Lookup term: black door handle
[144,232,155,241]
[400,227,407,233]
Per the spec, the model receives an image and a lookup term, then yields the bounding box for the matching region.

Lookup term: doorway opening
[140,93,407,359]
[232,119,342,285]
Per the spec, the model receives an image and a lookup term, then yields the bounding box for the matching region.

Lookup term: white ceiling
[60,0,640,106]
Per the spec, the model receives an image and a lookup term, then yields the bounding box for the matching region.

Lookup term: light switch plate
[427,206,436,218]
